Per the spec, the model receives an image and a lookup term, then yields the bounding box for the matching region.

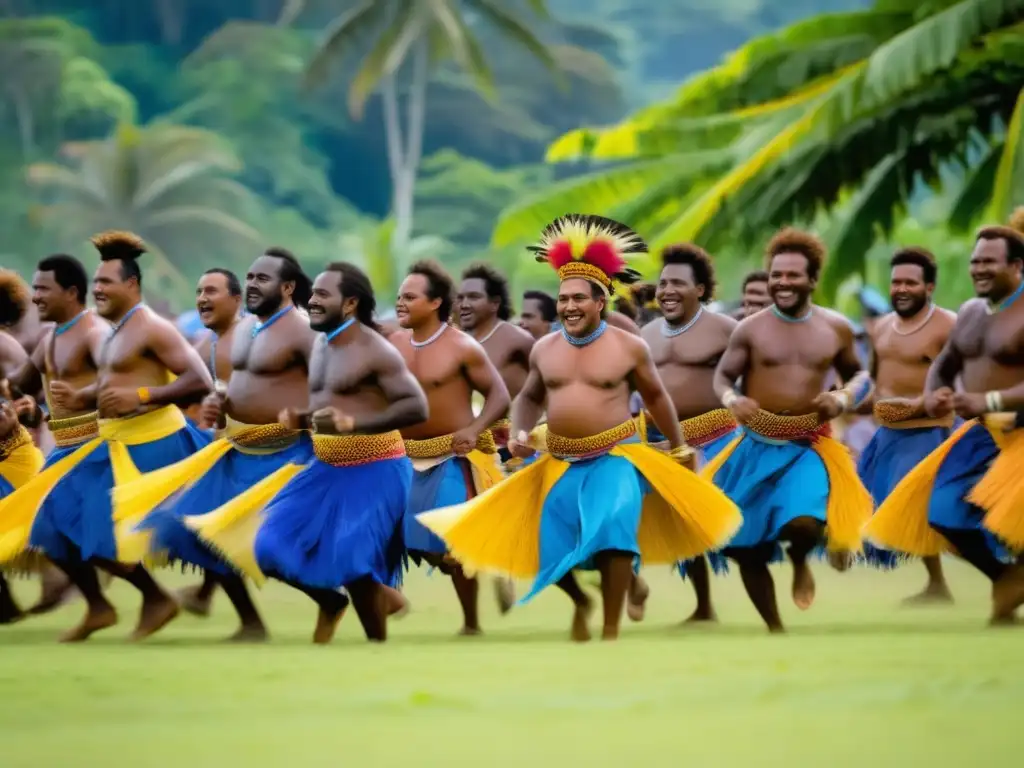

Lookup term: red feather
[583,240,625,277]
[547,240,574,268]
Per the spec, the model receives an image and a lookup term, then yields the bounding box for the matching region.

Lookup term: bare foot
[991,564,1024,624]
[571,598,593,642]
[682,607,718,624]
[29,569,76,615]
[791,561,816,610]
[767,623,786,634]
[130,593,180,641]
[494,578,515,615]
[457,625,483,637]
[827,550,854,572]
[902,583,954,607]
[601,624,619,641]
[226,624,269,643]
[384,586,410,619]
[626,574,649,622]
[312,606,346,644]
[60,603,118,643]
[175,584,213,618]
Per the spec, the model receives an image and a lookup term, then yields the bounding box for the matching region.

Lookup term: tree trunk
[156,0,185,46]
[390,39,430,252]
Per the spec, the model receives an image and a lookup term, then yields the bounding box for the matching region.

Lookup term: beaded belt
[225,421,302,453]
[48,411,100,447]
[873,400,953,430]
[744,410,831,443]
[647,408,737,447]
[312,431,406,466]
[490,418,511,447]
[404,429,498,459]
[0,425,33,461]
[546,420,637,460]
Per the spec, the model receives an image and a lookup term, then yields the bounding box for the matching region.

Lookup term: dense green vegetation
[0,0,878,311]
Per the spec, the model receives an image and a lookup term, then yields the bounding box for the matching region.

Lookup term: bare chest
[955,309,1024,365]
[50,332,96,378]
[401,345,464,391]
[874,326,942,367]
[309,343,374,395]
[749,323,839,371]
[233,328,300,375]
[540,351,630,391]
[648,327,727,369]
[100,329,146,374]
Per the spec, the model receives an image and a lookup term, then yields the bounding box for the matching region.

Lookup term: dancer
[0,235,212,642]
[867,223,1024,624]
[708,227,874,632]
[173,267,243,617]
[640,243,739,622]
[740,270,770,318]
[419,214,741,642]
[858,248,955,603]
[114,250,317,641]
[518,290,556,339]
[392,260,509,636]
[187,263,427,643]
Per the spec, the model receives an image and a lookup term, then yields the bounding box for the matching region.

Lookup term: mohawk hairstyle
[0,269,30,327]
[90,230,147,261]
[529,213,644,289]
[765,227,827,281]
[461,262,512,321]
[977,224,1024,265]
[661,243,717,302]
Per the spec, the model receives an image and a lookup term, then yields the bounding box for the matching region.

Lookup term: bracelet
[985,391,1004,413]
[833,389,852,411]
[721,390,738,408]
[136,387,151,405]
[668,443,696,465]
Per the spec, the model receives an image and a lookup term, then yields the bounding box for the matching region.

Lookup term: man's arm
[629,337,685,449]
[713,322,751,401]
[831,322,873,412]
[140,320,213,406]
[462,339,511,435]
[606,312,641,336]
[349,342,429,433]
[510,346,546,437]
[7,337,43,396]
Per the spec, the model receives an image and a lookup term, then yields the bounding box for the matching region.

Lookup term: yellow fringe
[417,442,741,579]
[969,426,1024,549]
[0,430,44,490]
[185,463,308,585]
[810,435,874,553]
[865,420,978,556]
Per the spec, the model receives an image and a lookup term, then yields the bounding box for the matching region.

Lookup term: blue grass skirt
[404,458,475,561]
[254,456,411,590]
[28,425,210,562]
[139,437,314,575]
[858,424,950,567]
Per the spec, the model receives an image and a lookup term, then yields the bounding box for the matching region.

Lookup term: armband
[721,389,739,408]
[136,387,151,405]
[836,373,873,413]
[985,391,1005,413]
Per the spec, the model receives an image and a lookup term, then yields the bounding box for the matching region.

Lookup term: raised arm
[629,337,685,450]
[349,341,428,433]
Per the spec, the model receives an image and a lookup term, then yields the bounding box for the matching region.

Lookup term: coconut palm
[290,0,560,251]
[494,0,1024,299]
[27,122,260,300]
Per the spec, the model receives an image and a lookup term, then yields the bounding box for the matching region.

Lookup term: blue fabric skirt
[29,424,210,562]
[404,457,475,561]
[139,436,314,575]
[254,456,411,590]
[522,451,650,603]
[858,424,951,567]
[0,475,13,499]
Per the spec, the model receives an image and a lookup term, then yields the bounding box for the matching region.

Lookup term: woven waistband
[49,411,100,447]
[0,425,33,461]
[490,418,511,446]
[546,420,637,459]
[312,431,406,466]
[743,410,831,443]
[678,408,737,446]
[873,400,954,430]
[224,419,302,452]
[404,429,498,459]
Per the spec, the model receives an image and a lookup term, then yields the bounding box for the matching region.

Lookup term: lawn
[0,560,1020,766]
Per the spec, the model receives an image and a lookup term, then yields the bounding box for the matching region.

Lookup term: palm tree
[27,122,260,301]
[291,0,560,251]
[494,0,1024,299]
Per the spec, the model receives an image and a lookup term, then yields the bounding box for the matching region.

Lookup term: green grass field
[1,561,1020,766]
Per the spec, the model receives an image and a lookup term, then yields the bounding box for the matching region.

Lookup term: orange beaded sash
[546,420,638,460]
[311,431,406,467]
[404,430,498,460]
[48,411,100,448]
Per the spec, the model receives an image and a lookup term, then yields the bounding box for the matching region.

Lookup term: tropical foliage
[495,0,1024,301]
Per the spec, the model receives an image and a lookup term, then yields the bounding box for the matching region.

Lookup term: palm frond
[145,205,260,243]
[989,85,1024,222]
[305,0,386,88]
[948,141,1003,230]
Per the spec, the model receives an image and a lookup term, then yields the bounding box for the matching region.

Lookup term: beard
[892,294,927,318]
[309,309,341,333]
[247,291,282,318]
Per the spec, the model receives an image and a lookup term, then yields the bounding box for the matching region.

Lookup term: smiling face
[195,272,239,331]
[970,237,1021,302]
[92,260,135,321]
[456,278,497,332]
[32,270,77,323]
[396,273,441,330]
[656,263,703,323]
[889,263,931,318]
[518,298,550,339]
[557,278,604,337]
[742,279,770,317]
[245,255,291,317]
[308,271,353,333]
[768,252,815,315]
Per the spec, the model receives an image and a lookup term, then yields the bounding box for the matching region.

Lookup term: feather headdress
[90,230,147,261]
[528,214,644,293]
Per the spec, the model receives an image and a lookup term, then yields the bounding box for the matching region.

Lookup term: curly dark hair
[408,259,455,322]
[0,269,30,327]
[977,225,1024,265]
[660,243,717,302]
[765,227,827,281]
[742,270,768,290]
[461,262,512,321]
[890,247,937,284]
[264,246,312,309]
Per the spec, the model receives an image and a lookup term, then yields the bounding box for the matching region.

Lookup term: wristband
[668,443,695,465]
[985,391,1004,413]
[136,387,151,405]
[721,390,738,408]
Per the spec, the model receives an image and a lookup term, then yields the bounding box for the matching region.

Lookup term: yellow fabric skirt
[0,426,44,492]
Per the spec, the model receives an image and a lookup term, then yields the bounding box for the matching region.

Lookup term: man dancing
[858,248,955,603]
[867,224,1024,624]
[640,243,739,623]
[740,270,770,318]
[708,227,874,633]
[115,249,316,641]
[0,234,212,642]
[392,260,510,636]
[518,290,556,339]
[187,263,428,643]
[419,214,741,642]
